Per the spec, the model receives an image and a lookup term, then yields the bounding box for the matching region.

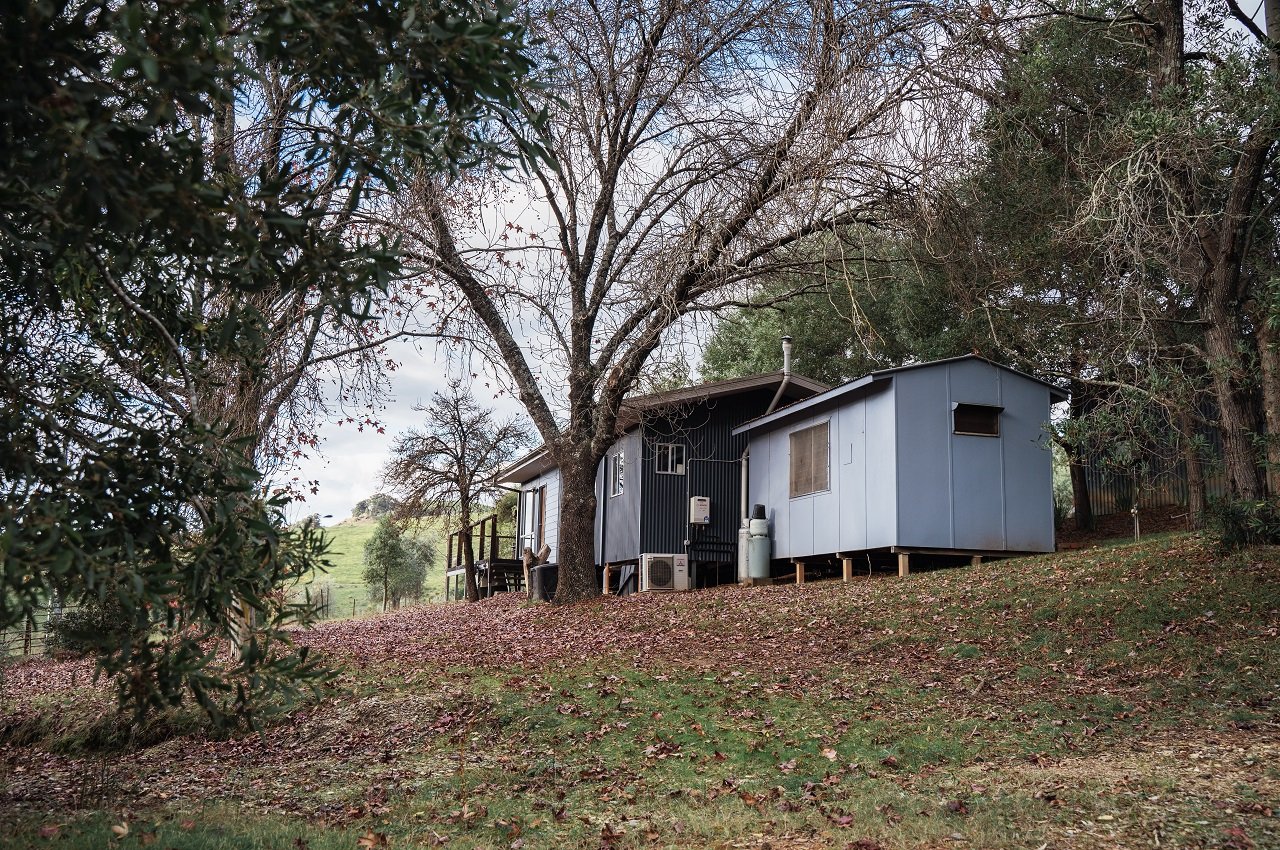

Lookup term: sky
[284,336,526,525]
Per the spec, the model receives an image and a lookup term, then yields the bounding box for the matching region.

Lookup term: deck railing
[446,514,518,571]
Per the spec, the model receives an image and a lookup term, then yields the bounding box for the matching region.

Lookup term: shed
[732,356,1068,570]
[499,371,827,586]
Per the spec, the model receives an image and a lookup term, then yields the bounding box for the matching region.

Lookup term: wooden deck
[443,514,524,601]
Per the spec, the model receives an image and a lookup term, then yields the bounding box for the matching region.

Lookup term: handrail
[446,513,518,569]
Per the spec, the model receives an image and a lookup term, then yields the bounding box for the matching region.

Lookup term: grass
[295,519,450,620]
[2,533,1277,849]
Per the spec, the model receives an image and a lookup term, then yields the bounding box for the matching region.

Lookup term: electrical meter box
[689,496,711,525]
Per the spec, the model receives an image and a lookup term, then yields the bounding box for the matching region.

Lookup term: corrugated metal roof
[497,372,828,484]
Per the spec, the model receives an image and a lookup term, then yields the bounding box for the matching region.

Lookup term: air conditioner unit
[639,553,690,592]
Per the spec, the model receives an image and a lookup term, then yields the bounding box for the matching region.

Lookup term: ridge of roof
[622,370,828,409]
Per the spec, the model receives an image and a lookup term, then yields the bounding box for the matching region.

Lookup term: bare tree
[381,381,530,602]
[385,0,944,601]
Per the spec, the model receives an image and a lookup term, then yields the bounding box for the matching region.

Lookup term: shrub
[46,595,141,656]
[1206,498,1280,550]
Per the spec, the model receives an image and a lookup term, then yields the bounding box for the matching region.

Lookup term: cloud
[282,338,524,524]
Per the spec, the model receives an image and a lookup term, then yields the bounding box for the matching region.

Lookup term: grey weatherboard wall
[519,468,561,562]
[740,357,1059,560]
[595,429,643,563]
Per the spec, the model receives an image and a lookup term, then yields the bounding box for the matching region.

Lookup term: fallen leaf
[356,830,389,848]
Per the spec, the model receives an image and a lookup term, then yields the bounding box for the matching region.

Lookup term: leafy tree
[381,381,529,602]
[0,0,534,723]
[701,235,987,386]
[351,495,402,521]
[363,518,435,611]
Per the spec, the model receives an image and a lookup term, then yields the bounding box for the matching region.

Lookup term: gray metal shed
[732,356,1068,566]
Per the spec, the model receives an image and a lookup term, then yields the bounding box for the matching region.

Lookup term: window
[655,443,686,475]
[953,403,1002,437]
[789,421,830,498]
[610,451,625,497]
[522,486,546,550]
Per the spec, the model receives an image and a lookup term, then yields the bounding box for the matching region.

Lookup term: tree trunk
[1069,455,1094,532]
[461,505,479,603]
[1255,311,1280,497]
[1176,409,1207,529]
[1202,278,1265,502]
[1065,378,1094,531]
[553,451,601,604]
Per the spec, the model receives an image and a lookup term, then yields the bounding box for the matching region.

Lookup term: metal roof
[732,355,1069,436]
[497,371,829,485]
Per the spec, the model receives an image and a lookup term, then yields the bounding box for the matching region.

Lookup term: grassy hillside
[2,534,1277,849]
[297,519,451,619]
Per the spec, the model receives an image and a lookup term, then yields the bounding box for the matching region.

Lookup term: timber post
[897,552,910,577]
[841,557,853,583]
[603,563,612,595]
[970,555,982,568]
[795,561,805,585]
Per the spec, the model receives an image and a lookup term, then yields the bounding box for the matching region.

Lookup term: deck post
[795,561,805,585]
[446,532,454,573]
[970,555,982,568]
[603,563,612,595]
[897,552,910,577]
[842,557,853,582]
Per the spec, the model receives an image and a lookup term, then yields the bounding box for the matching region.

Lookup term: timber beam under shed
[887,546,1040,577]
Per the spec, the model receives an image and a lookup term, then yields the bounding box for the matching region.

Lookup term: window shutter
[789,422,829,497]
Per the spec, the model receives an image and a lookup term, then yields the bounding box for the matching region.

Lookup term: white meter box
[689,496,711,525]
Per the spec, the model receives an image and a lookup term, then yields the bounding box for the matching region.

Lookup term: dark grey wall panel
[599,430,642,563]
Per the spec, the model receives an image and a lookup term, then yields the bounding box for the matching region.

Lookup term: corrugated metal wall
[639,388,780,568]
[1083,458,1229,516]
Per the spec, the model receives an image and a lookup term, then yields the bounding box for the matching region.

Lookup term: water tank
[747,505,771,580]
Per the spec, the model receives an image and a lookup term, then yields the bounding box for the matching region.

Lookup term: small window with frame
[953,403,1002,437]
[609,451,625,496]
[655,443,686,475]
[789,421,830,498]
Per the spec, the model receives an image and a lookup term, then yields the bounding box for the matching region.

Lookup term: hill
[2,535,1277,848]
[298,519,450,619]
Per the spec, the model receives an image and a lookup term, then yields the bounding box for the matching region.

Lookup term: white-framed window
[655,443,686,475]
[609,451,625,497]
[953,403,1002,437]
[789,421,830,498]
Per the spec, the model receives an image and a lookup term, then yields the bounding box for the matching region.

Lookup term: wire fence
[0,604,82,659]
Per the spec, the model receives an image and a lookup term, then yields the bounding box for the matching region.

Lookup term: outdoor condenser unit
[639,553,690,592]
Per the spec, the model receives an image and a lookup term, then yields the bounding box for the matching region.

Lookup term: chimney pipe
[765,335,794,416]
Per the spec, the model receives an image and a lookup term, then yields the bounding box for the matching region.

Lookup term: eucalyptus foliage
[0,0,533,723]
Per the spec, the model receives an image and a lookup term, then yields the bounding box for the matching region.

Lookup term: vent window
[655,443,686,475]
[789,421,830,498]
[953,403,1002,437]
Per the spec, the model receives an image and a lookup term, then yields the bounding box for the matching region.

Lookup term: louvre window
[655,443,686,475]
[610,451,625,496]
[953,403,1002,436]
[789,421,830,498]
